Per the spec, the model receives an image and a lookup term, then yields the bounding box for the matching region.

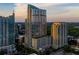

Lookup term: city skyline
[0,3,79,55]
[0,3,79,22]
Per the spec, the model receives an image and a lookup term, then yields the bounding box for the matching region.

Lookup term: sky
[0,3,79,22]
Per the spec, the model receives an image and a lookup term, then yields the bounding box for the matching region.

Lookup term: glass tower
[0,11,15,53]
[25,4,47,48]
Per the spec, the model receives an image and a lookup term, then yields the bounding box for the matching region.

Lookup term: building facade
[31,5,47,37]
[51,22,68,49]
[25,4,32,48]
[32,36,51,50]
[25,4,50,50]
[0,11,15,54]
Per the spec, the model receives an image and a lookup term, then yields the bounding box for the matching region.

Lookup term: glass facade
[0,16,3,47]
[30,5,47,37]
[7,15,15,45]
[0,12,15,49]
[25,4,47,48]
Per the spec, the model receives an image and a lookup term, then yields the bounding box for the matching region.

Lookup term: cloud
[31,3,61,9]
[14,3,28,22]
[0,10,12,17]
[0,3,14,17]
[31,3,53,8]
[14,3,79,22]
[45,3,79,22]
[14,3,54,22]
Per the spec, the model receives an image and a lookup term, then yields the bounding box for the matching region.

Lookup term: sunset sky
[0,3,79,22]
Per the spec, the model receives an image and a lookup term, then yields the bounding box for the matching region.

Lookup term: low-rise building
[15,35,25,45]
[32,36,51,51]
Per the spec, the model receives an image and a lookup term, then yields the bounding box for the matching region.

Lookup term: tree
[63,45,74,53]
[68,40,77,45]
[43,47,55,55]
[0,50,6,55]
[68,26,79,38]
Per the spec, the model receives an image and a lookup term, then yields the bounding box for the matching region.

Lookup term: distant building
[15,24,19,39]
[16,35,24,45]
[15,23,25,35]
[0,11,15,54]
[51,22,68,49]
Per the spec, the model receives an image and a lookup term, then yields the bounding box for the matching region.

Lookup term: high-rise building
[31,5,47,37]
[51,22,68,49]
[0,11,15,54]
[25,4,51,50]
[25,4,32,48]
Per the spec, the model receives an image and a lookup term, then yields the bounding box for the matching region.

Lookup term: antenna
[13,10,15,16]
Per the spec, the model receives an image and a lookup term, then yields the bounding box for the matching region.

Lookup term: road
[50,49,64,55]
